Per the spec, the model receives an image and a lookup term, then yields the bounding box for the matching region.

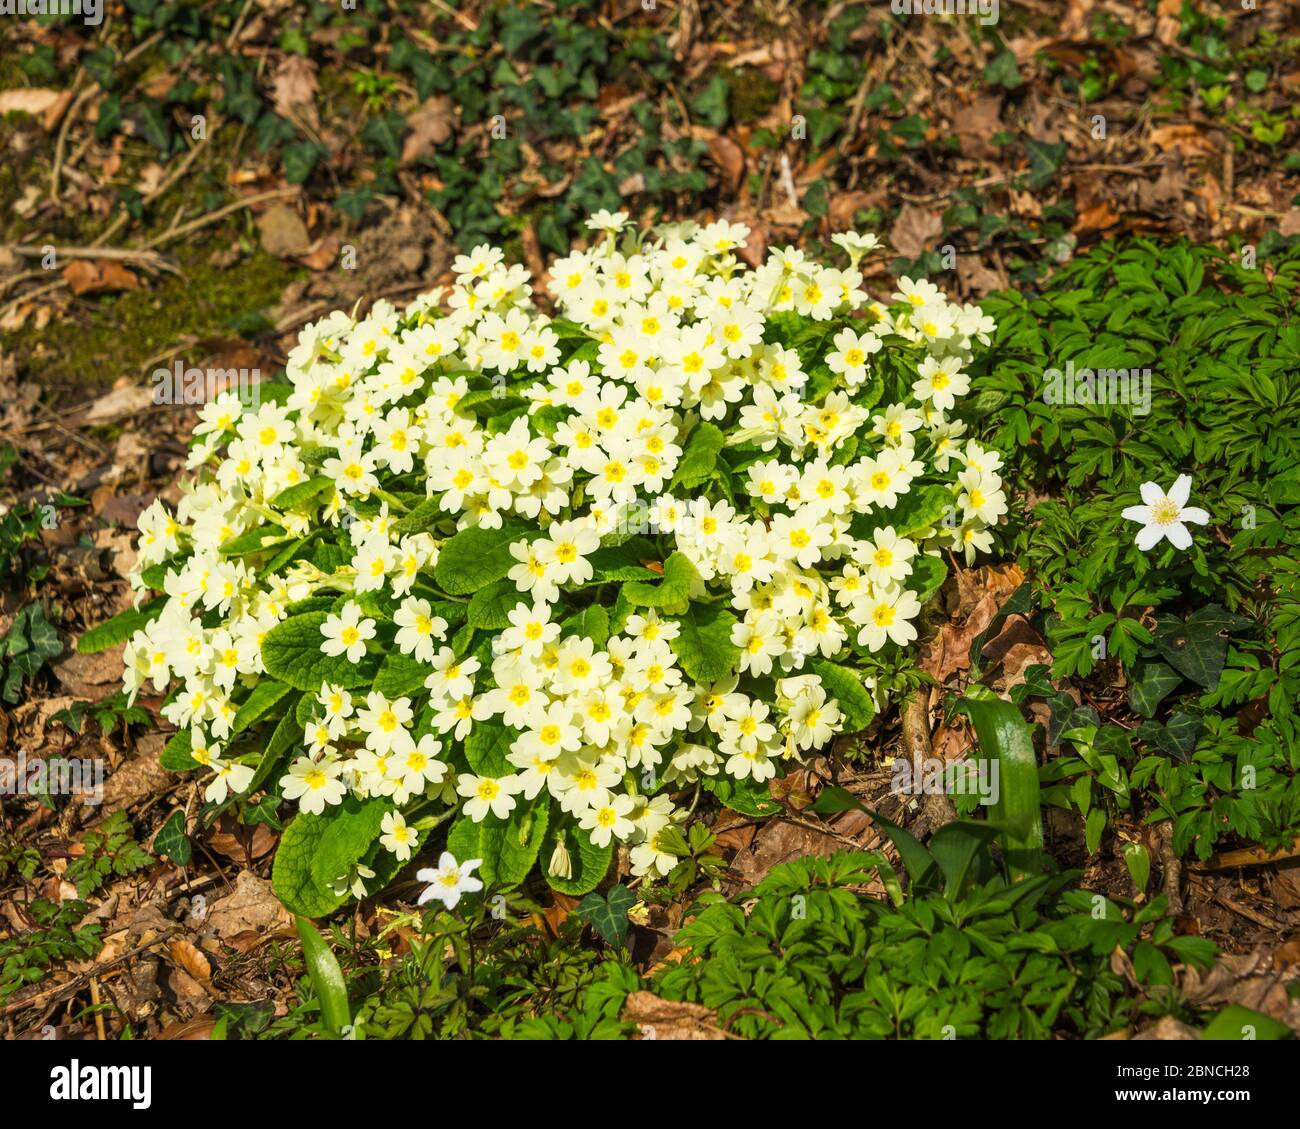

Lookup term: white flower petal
[1139,481,1163,506]
[1134,524,1165,552]
[1168,474,1192,507]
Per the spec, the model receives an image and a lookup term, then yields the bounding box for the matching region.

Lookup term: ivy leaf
[1128,661,1183,718]
[669,602,739,684]
[262,611,380,691]
[1152,612,1229,689]
[434,523,532,595]
[575,884,636,947]
[1152,711,1203,763]
[361,110,406,158]
[153,810,191,866]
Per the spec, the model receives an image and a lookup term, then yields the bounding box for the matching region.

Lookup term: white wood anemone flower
[1122,475,1209,551]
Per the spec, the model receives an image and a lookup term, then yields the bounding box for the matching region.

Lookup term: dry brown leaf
[401,96,455,165]
[1148,124,1217,159]
[296,233,341,271]
[707,134,745,197]
[1075,200,1121,233]
[168,937,212,982]
[622,991,728,1040]
[204,871,293,939]
[62,258,139,296]
[889,203,943,259]
[0,88,63,116]
[272,55,319,130]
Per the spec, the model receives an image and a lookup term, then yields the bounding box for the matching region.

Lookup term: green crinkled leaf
[587,537,659,583]
[270,475,334,511]
[220,524,291,557]
[445,815,483,865]
[467,577,524,630]
[76,597,165,654]
[465,722,516,776]
[909,555,948,603]
[310,796,394,894]
[810,660,876,733]
[670,602,739,684]
[623,551,696,611]
[230,679,294,737]
[880,485,954,539]
[391,495,444,536]
[272,811,345,918]
[248,706,304,792]
[373,650,429,698]
[479,794,550,886]
[669,421,725,491]
[160,729,198,771]
[563,604,610,647]
[262,611,380,692]
[434,523,533,595]
[546,826,613,895]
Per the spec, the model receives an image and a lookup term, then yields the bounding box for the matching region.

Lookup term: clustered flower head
[120,212,1005,895]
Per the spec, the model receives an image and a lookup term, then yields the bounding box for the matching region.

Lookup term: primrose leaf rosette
[106,213,1007,914]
